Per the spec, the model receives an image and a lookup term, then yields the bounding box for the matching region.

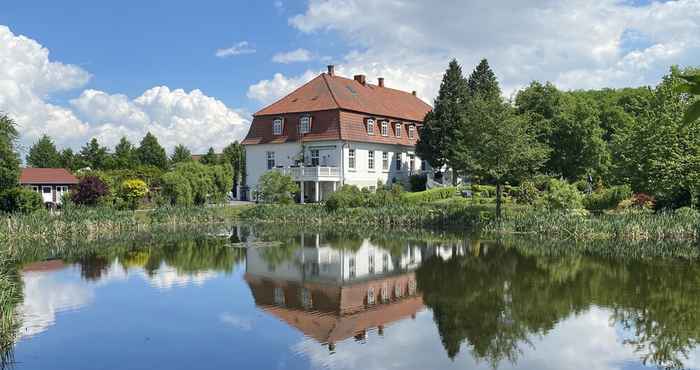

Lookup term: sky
[1,0,699,155]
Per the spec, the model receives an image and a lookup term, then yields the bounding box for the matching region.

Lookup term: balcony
[272,166,341,182]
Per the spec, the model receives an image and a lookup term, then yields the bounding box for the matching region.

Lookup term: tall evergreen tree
[112,136,138,169]
[79,138,109,170]
[222,141,246,194]
[0,114,20,191]
[416,59,469,182]
[170,144,192,164]
[136,132,168,169]
[27,135,61,168]
[467,59,500,100]
[58,148,78,171]
[200,147,219,165]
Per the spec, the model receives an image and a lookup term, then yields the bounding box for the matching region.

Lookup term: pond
[5,224,700,370]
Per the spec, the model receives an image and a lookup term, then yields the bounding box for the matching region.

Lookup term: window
[395,152,402,171]
[310,149,319,167]
[381,282,389,302]
[301,288,313,309]
[348,149,356,170]
[299,116,311,134]
[274,287,285,306]
[266,151,276,170]
[31,186,39,193]
[368,151,375,170]
[349,257,356,279]
[409,155,415,172]
[366,118,375,135]
[421,160,427,171]
[273,118,283,135]
[367,288,375,305]
[368,253,375,274]
[43,186,52,194]
[408,125,415,139]
[382,254,389,272]
[382,152,389,170]
[395,122,402,137]
[381,121,388,136]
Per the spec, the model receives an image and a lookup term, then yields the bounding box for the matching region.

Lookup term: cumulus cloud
[247,70,318,105]
[0,25,250,154]
[248,0,700,104]
[272,48,313,63]
[215,41,256,58]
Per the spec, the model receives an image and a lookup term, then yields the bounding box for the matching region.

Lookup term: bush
[402,186,457,204]
[616,193,656,213]
[0,187,43,213]
[256,171,298,204]
[540,179,583,210]
[160,162,232,206]
[71,176,109,206]
[514,180,540,205]
[326,185,365,211]
[583,185,632,210]
[471,184,496,198]
[119,179,148,210]
[161,172,194,206]
[409,174,427,192]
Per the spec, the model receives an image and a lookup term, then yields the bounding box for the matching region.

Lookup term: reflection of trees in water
[416,242,700,369]
[0,257,21,370]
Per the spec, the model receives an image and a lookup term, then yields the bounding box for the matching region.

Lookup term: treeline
[0,115,246,212]
[418,59,700,211]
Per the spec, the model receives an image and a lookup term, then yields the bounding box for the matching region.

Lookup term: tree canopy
[137,132,168,169]
[27,134,61,168]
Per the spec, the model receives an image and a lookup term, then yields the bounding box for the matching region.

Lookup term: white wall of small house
[245,142,302,188]
[24,184,70,204]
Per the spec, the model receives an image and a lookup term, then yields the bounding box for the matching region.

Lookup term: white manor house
[242,65,432,202]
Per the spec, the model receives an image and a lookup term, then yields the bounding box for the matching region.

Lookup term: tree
[118,179,148,210]
[514,81,564,148]
[0,187,43,213]
[112,137,138,169]
[0,114,20,191]
[467,58,500,101]
[222,141,246,195]
[79,138,110,170]
[677,72,700,123]
[58,148,78,171]
[170,144,192,164]
[160,161,231,206]
[71,176,109,206]
[200,147,219,165]
[27,135,61,168]
[255,171,299,204]
[136,132,168,169]
[416,59,469,182]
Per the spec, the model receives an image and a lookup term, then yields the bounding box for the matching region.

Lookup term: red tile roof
[244,72,431,146]
[20,168,79,185]
[254,73,432,121]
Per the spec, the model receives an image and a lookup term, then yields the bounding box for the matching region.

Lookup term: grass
[0,254,21,367]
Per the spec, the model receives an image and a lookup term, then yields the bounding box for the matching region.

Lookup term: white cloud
[215,41,256,58]
[248,0,700,105]
[247,70,318,105]
[219,313,253,331]
[0,25,250,154]
[272,48,313,63]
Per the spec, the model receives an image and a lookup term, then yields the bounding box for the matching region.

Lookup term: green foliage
[514,180,540,205]
[325,184,406,211]
[0,187,43,213]
[222,141,246,187]
[325,185,365,211]
[256,171,298,204]
[402,186,457,204]
[118,179,148,210]
[0,114,20,191]
[199,147,219,165]
[583,185,632,210]
[409,174,427,192]
[540,179,583,210]
[137,132,168,170]
[111,137,138,169]
[79,138,110,170]
[170,144,192,164]
[160,161,232,206]
[676,71,700,123]
[161,172,193,206]
[27,134,61,168]
[58,148,78,171]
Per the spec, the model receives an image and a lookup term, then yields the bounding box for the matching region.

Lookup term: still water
[8,225,700,370]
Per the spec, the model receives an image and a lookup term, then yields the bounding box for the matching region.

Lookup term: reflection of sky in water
[12,242,699,370]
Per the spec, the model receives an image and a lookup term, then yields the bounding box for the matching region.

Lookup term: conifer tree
[27,134,61,168]
[112,136,138,169]
[170,144,192,164]
[79,138,110,170]
[200,147,219,165]
[136,132,168,169]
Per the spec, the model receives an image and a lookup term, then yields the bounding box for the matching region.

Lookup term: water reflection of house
[244,236,425,348]
[22,259,68,273]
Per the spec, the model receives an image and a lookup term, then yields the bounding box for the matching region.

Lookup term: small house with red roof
[242,65,432,202]
[20,168,79,206]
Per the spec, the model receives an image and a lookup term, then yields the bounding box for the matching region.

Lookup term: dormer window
[273,118,283,135]
[366,118,375,135]
[408,125,415,139]
[299,116,311,134]
[395,122,402,137]
[381,121,388,136]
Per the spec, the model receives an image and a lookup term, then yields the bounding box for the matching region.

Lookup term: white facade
[245,140,426,201]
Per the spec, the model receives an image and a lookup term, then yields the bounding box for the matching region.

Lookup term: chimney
[412,90,417,96]
[327,65,335,76]
[354,74,366,85]
[378,77,385,87]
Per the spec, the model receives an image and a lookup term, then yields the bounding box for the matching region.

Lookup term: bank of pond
[1,224,700,369]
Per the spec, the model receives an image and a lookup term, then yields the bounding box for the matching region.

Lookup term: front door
[41,186,53,203]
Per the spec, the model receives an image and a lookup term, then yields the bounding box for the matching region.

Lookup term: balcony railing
[272,166,341,181]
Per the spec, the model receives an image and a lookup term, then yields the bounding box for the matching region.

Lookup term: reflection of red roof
[254,73,431,121]
[20,168,78,185]
[22,260,67,273]
[245,272,424,343]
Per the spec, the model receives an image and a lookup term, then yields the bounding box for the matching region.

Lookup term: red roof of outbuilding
[20,168,79,185]
[254,73,432,122]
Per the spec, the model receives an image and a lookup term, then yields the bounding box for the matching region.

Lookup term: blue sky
[1,0,698,153]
